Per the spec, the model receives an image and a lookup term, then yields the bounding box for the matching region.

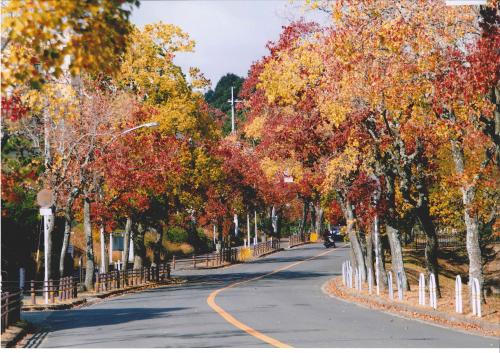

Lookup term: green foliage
[205,73,245,135]
[166,226,189,243]
[1,134,42,279]
[205,73,244,113]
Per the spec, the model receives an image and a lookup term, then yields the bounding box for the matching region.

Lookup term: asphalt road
[22,243,498,348]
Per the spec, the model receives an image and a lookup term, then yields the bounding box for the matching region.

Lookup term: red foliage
[1,95,29,121]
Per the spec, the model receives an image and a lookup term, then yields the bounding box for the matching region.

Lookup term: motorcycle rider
[322,228,336,248]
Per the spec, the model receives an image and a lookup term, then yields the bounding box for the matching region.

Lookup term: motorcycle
[323,235,337,248]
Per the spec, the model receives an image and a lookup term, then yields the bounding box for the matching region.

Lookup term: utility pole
[228,86,242,246]
[247,213,251,248]
[227,86,242,134]
[254,210,258,245]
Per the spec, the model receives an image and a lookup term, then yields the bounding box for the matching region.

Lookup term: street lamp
[102,121,159,151]
[99,121,158,273]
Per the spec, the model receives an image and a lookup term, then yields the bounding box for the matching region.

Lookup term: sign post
[19,268,25,291]
[37,189,54,305]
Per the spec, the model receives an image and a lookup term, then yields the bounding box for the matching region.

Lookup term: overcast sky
[131,0,329,89]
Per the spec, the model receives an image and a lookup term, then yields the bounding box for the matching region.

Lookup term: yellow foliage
[260,157,304,182]
[258,42,323,106]
[244,115,266,139]
[238,248,253,262]
[2,0,136,92]
[323,143,361,191]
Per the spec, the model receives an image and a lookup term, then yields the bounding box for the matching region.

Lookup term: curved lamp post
[99,121,158,273]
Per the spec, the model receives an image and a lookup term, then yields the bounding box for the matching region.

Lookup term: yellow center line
[207,247,338,348]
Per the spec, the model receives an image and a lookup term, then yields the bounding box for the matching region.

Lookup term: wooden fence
[26,276,77,305]
[411,233,464,250]
[289,234,310,247]
[1,289,22,333]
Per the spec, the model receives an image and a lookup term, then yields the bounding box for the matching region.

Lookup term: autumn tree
[1,0,139,91]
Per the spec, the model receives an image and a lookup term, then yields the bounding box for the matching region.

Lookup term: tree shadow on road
[38,307,188,332]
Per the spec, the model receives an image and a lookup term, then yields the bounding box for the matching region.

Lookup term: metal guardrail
[1,289,22,333]
[289,234,309,247]
[253,239,280,257]
[171,239,283,270]
[95,264,171,293]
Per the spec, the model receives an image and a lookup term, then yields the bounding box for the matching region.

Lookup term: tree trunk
[122,216,132,270]
[386,224,409,290]
[372,216,387,289]
[415,204,441,296]
[276,207,283,238]
[365,226,375,284]
[396,151,441,295]
[217,218,224,246]
[59,213,72,277]
[83,197,95,291]
[153,225,164,266]
[299,198,309,237]
[315,203,324,236]
[451,139,485,302]
[271,206,277,236]
[310,203,317,234]
[343,199,366,281]
[58,189,78,278]
[133,223,146,269]
[382,171,410,290]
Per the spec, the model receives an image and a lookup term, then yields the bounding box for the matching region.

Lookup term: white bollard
[346,266,350,288]
[397,272,404,301]
[342,262,346,286]
[429,273,437,309]
[375,266,380,295]
[343,261,348,287]
[455,275,462,314]
[387,271,394,301]
[368,268,373,294]
[471,278,481,317]
[418,273,426,306]
[357,267,362,291]
[354,268,359,290]
[347,262,352,288]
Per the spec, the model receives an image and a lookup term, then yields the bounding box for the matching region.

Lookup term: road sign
[39,207,52,216]
[37,189,54,208]
[112,236,124,251]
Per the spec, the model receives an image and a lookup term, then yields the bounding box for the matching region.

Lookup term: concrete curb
[22,298,87,311]
[1,322,29,348]
[251,247,285,260]
[288,242,312,249]
[322,277,500,338]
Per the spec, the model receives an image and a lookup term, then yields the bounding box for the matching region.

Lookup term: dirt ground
[333,243,500,329]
